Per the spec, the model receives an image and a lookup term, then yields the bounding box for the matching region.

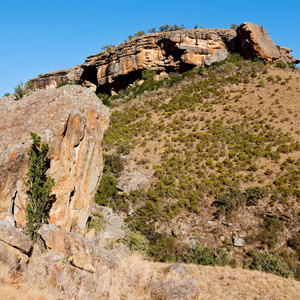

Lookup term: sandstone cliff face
[81,30,229,93]
[0,86,109,234]
[236,22,280,61]
[31,22,299,94]
[31,67,83,90]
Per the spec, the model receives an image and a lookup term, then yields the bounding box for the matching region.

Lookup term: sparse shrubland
[94,54,300,279]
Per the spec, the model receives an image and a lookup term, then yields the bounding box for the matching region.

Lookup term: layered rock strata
[31,67,83,90]
[0,86,109,233]
[81,30,229,93]
[31,22,299,94]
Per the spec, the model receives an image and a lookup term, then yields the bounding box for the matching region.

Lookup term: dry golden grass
[57,249,300,299]
[0,262,54,300]
[3,246,299,299]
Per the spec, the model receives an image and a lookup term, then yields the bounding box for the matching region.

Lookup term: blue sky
[1,0,299,97]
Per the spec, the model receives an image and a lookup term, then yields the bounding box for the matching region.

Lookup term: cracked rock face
[82,30,229,93]
[31,23,299,94]
[38,224,118,272]
[0,86,109,234]
[237,22,281,61]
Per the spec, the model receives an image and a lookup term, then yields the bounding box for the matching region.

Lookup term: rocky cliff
[0,86,109,233]
[31,22,299,95]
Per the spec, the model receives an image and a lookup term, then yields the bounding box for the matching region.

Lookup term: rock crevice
[0,86,109,234]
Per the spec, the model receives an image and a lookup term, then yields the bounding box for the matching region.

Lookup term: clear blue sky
[1,0,299,97]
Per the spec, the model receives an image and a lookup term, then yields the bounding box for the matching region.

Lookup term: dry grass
[0,262,54,300]
[23,247,299,300]
[4,244,299,299]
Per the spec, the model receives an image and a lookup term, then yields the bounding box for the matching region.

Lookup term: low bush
[88,212,108,234]
[56,80,77,88]
[122,229,150,255]
[276,60,287,69]
[244,252,294,278]
[14,80,34,99]
[245,186,266,206]
[95,174,118,207]
[214,187,245,217]
[183,243,229,266]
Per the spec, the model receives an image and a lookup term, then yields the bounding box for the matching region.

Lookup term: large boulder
[0,220,32,253]
[31,67,83,90]
[86,205,125,247]
[38,224,118,272]
[236,22,280,61]
[0,86,109,234]
[0,220,32,263]
[117,170,151,193]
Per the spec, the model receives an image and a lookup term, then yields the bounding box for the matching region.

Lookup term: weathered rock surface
[236,22,280,61]
[86,205,125,247]
[38,224,118,272]
[0,241,21,266]
[150,277,202,299]
[0,220,32,253]
[31,67,83,90]
[31,22,299,95]
[81,30,228,93]
[0,220,33,263]
[0,86,109,233]
[117,170,151,193]
[233,237,245,247]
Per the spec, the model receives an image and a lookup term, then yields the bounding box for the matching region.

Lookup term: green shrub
[245,186,266,206]
[122,229,150,254]
[258,217,284,248]
[102,44,115,52]
[184,243,229,266]
[88,212,108,234]
[244,252,294,278]
[215,187,245,217]
[95,174,118,207]
[56,80,78,88]
[14,80,34,99]
[276,60,287,69]
[103,153,124,177]
[25,132,55,241]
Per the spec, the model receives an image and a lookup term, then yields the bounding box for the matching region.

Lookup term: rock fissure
[0,86,109,233]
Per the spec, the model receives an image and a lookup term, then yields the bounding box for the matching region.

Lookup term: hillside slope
[94,55,300,280]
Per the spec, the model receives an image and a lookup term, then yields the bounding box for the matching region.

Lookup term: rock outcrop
[117,170,151,193]
[31,67,83,90]
[38,224,118,272]
[81,30,228,93]
[31,22,299,95]
[0,220,33,263]
[0,220,32,253]
[236,22,280,61]
[0,85,109,233]
[86,205,125,247]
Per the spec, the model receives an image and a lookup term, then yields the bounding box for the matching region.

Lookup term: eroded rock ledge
[0,85,109,233]
[31,22,299,94]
